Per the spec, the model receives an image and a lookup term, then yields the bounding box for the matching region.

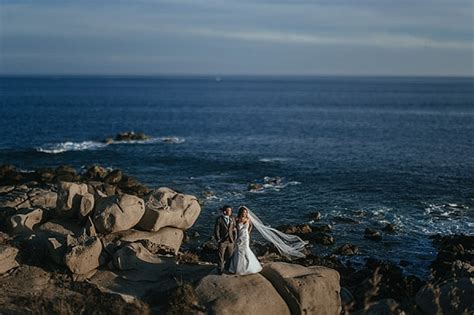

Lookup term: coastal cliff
[0,165,471,314]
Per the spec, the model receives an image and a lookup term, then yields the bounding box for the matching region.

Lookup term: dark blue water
[1,75,473,276]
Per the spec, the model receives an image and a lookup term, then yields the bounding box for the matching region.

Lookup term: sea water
[1,75,473,276]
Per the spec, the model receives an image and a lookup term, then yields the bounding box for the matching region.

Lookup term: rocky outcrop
[0,245,19,274]
[196,273,291,315]
[93,194,145,234]
[137,188,201,232]
[261,262,342,315]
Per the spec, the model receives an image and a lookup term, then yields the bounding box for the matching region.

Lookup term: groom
[214,205,237,275]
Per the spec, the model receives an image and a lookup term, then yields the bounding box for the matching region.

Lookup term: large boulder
[64,236,102,275]
[195,273,290,315]
[93,194,145,234]
[261,262,342,315]
[120,227,184,254]
[8,208,43,234]
[416,277,474,315]
[137,188,200,232]
[56,182,94,218]
[112,242,162,270]
[0,245,19,274]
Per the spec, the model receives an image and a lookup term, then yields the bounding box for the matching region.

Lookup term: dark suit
[214,215,237,273]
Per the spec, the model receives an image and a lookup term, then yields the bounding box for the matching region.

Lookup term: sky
[0,0,473,76]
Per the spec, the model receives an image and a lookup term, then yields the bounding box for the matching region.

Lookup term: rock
[278,224,312,235]
[355,299,405,315]
[335,244,359,256]
[120,227,184,254]
[306,232,335,245]
[93,194,145,234]
[0,186,57,210]
[0,165,22,184]
[117,175,150,197]
[83,165,108,181]
[54,165,78,182]
[260,262,342,315]
[382,223,396,233]
[104,169,122,184]
[416,277,474,315]
[56,182,94,218]
[36,168,56,183]
[36,220,79,240]
[8,208,43,234]
[196,273,290,315]
[27,188,58,209]
[46,237,68,265]
[248,183,264,191]
[364,228,382,241]
[308,211,322,221]
[311,223,333,233]
[113,131,150,142]
[340,287,355,312]
[430,234,474,280]
[64,237,102,275]
[0,245,19,274]
[177,251,200,265]
[137,188,200,232]
[112,242,162,270]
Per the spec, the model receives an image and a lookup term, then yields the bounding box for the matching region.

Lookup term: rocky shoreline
[0,164,472,314]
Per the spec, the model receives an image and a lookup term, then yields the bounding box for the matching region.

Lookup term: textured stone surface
[261,262,342,315]
[93,194,145,234]
[137,188,200,231]
[196,273,290,315]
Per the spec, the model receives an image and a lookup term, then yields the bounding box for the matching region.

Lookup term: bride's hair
[237,206,249,219]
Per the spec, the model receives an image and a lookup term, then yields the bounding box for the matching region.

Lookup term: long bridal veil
[244,206,308,259]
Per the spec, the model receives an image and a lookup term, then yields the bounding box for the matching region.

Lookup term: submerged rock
[364,228,382,241]
[335,244,359,256]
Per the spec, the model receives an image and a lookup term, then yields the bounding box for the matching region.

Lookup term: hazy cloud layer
[0,0,472,75]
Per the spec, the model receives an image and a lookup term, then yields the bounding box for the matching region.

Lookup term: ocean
[1,75,473,276]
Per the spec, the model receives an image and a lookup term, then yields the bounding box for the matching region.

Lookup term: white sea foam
[36,141,108,154]
[36,136,185,154]
[259,157,288,163]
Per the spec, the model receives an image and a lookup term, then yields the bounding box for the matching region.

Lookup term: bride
[229,206,308,275]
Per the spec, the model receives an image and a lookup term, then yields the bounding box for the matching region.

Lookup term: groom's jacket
[214,215,237,243]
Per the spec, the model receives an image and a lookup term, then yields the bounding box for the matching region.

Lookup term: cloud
[186,28,473,50]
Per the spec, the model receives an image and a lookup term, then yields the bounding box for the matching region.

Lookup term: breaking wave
[36,136,185,154]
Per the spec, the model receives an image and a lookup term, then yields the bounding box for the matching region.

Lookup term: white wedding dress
[229,222,262,275]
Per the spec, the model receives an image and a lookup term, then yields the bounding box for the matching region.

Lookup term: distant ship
[215,76,222,82]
